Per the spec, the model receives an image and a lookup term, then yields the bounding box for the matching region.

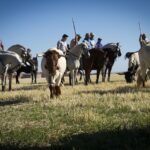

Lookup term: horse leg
[96,69,100,84]
[137,74,143,88]
[79,70,82,81]
[74,69,78,85]
[8,73,12,91]
[16,72,20,84]
[84,70,88,85]
[70,70,74,86]
[2,64,9,91]
[35,71,37,84]
[1,74,5,91]
[84,69,91,85]
[69,73,71,85]
[107,66,112,82]
[143,81,145,87]
[102,65,107,82]
[31,72,33,83]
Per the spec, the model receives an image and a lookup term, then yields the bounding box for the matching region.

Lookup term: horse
[137,45,150,87]
[7,44,28,62]
[82,48,107,85]
[66,43,89,86]
[102,43,122,82]
[0,51,23,91]
[41,48,66,98]
[16,57,38,84]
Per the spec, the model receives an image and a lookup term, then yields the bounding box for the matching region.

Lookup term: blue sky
[0,0,150,72]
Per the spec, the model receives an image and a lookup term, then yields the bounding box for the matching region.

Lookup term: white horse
[66,43,89,86]
[137,45,150,87]
[0,51,23,91]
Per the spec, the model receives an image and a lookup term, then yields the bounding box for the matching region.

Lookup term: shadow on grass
[78,85,150,95]
[13,84,46,91]
[0,125,150,150]
[0,96,29,106]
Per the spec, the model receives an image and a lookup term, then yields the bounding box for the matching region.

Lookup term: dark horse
[82,48,107,85]
[16,57,38,84]
[102,43,122,82]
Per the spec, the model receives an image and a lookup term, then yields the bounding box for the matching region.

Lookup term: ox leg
[8,73,12,91]
[49,85,55,98]
[55,86,61,96]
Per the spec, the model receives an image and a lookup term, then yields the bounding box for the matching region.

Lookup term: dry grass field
[0,74,150,150]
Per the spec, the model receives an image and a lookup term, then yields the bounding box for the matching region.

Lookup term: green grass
[0,74,150,149]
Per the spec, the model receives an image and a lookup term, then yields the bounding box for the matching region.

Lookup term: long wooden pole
[72,18,77,36]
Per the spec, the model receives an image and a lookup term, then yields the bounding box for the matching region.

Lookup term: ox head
[117,65,138,83]
[117,71,135,83]
[44,50,60,76]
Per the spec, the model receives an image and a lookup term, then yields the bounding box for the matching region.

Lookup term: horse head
[81,43,90,58]
[116,43,122,57]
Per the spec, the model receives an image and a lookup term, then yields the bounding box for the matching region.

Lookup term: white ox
[41,48,66,98]
[137,45,150,87]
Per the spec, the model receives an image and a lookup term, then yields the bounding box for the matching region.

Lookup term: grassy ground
[0,74,150,150]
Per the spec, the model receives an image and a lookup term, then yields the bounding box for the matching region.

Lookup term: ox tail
[125,52,134,59]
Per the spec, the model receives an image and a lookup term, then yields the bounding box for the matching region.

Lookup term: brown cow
[41,48,66,98]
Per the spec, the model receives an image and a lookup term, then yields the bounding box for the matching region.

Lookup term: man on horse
[95,38,103,48]
[82,33,91,49]
[70,34,82,49]
[0,40,4,51]
[139,33,150,48]
[89,32,96,48]
[24,48,34,66]
[57,34,69,55]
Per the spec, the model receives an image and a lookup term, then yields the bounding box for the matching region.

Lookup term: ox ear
[117,72,127,75]
[55,51,61,58]
[44,51,51,58]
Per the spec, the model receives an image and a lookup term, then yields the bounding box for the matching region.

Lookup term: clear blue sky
[0,0,150,72]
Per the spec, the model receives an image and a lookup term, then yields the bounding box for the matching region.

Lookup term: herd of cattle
[0,43,150,98]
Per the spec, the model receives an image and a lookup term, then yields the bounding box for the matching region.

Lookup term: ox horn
[117,72,127,75]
